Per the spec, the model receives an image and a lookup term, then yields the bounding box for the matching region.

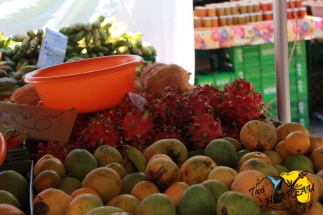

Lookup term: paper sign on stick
[37,27,68,68]
[0,102,77,142]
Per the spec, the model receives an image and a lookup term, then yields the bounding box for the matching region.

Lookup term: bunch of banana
[10,29,44,65]
[0,127,29,151]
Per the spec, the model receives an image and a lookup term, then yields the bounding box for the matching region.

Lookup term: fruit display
[0,15,157,93]
[26,119,323,215]
[0,128,29,151]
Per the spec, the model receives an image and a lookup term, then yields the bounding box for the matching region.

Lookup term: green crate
[292,116,310,130]
[259,43,275,62]
[295,100,309,118]
[214,73,234,90]
[195,49,210,59]
[296,78,308,100]
[295,59,307,79]
[195,74,215,86]
[288,40,306,57]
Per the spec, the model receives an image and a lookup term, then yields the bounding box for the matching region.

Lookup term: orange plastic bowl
[24,55,143,113]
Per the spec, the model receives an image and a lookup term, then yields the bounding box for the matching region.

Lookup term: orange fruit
[283,131,310,155]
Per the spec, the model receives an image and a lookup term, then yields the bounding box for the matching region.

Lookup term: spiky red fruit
[185,114,223,149]
[76,119,121,153]
[119,110,156,150]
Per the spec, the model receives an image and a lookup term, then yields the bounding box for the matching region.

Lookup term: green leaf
[126,145,146,173]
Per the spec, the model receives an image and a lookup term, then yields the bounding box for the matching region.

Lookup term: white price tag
[37,27,68,68]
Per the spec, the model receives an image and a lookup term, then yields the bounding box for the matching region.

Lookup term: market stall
[0,1,323,215]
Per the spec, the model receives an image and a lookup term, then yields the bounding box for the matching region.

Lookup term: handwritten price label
[0,102,77,142]
[37,27,68,68]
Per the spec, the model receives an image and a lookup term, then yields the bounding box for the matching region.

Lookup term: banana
[97,52,104,57]
[140,46,152,56]
[2,48,14,58]
[12,33,28,42]
[59,26,67,34]
[84,22,93,31]
[0,127,11,133]
[68,33,76,41]
[95,15,105,23]
[29,57,38,65]
[0,69,7,77]
[130,46,142,56]
[101,22,112,31]
[134,39,142,48]
[75,22,85,31]
[91,21,101,29]
[134,32,143,40]
[13,71,24,80]
[65,24,76,35]
[113,39,128,48]
[3,37,11,48]
[92,29,100,45]
[80,53,89,59]
[0,65,14,73]
[146,45,157,56]
[1,129,16,142]
[0,40,4,48]
[17,65,39,73]
[89,52,98,58]
[84,30,93,46]
[13,44,20,53]
[0,61,15,67]
[6,131,29,150]
[37,29,44,37]
[98,29,107,41]
[66,52,79,58]
[66,45,74,53]
[26,49,34,57]
[66,56,84,62]
[98,46,110,55]
[20,37,31,51]
[0,77,17,91]
[127,40,133,48]
[73,30,85,43]
[27,30,36,39]
[29,38,39,50]
[91,45,100,53]
[16,59,29,71]
[116,45,129,54]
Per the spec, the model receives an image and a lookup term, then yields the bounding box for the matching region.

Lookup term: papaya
[178,184,215,215]
[85,206,124,215]
[0,170,29,212]
[273,165,289,175]
[33,169,61,193]
[240,120,278,151]
[274,141,292,161]
[82,167,121,204]
[262,150,283,166]
[64,149,98,181]
[34,156,66,177]
[0,203,25,215]
[143,139,188,167]
[120,172,146,194]
[180,155,217,185]
[276,122,309,143]
[222,137,242,151]
[146,156,180,192]
[33,188,73,215]
[65,194,103,215]
[93,145,125,167]
[164,182,189,206]
[107,194,140,214]
[311,147,323,172]
[204,139,238,168]
[216,191,261,215]
[71,187,102,201]
[201,179,230,206]
[299,202,323,215]
[231,170,274,209]
[238,151,272,171]
[239,158,279,176]
[283,131,310,155]
[131,181,160,201]
[283,155,314,174]
[105,163,128,180]
[0,190,21,209]
[58,176,82,195]
[136,193,176,215]
[207,166,238,189]
[306,135,323,157]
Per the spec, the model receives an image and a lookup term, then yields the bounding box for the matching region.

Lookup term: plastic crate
[142,55,156,63]
[0,160,34,215]
[195,74,215,86]
[214,73,234,90]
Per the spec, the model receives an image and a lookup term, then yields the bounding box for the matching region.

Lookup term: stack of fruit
[14,119,323,215]
[0,15,157,93]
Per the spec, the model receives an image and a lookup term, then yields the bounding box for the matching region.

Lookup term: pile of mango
[1,120,323,215]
